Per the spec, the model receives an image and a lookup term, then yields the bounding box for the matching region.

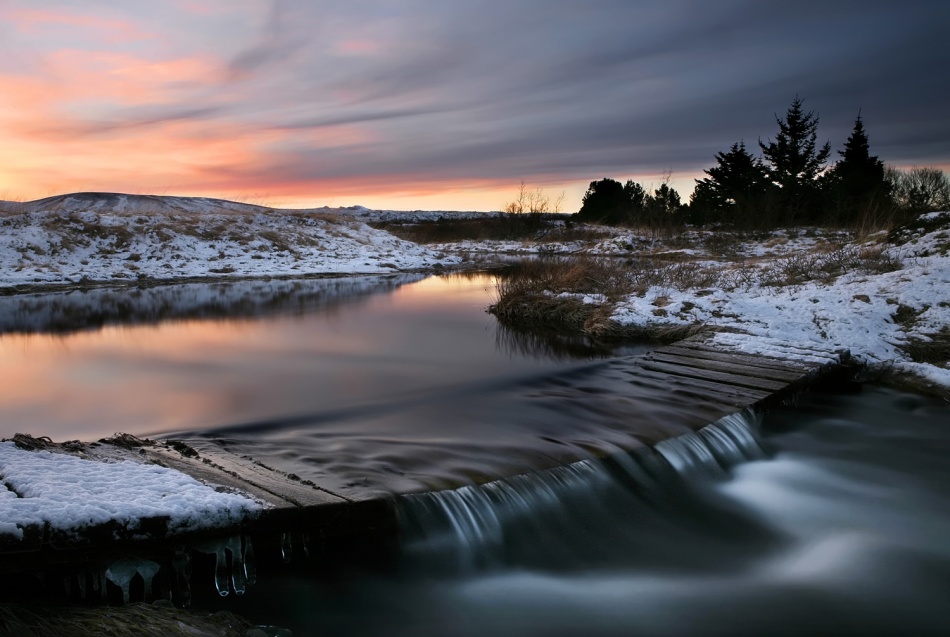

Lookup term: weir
[0,333,853,604]
[399,411,765,573]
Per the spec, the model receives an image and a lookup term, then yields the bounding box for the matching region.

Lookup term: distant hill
[0,192,461,290]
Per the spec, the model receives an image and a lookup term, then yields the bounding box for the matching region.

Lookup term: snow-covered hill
[0,192,461,289]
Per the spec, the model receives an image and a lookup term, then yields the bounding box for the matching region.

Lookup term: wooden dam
[0,333,854,604]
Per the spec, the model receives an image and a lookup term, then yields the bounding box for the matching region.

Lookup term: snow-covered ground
[0,192,460,288]
[558,213,950,394]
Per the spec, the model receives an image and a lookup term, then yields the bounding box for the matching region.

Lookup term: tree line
[575,97,950,229]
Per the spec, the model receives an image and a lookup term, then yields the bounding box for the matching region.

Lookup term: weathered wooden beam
[634,359,790,392]
[642,351,808,383]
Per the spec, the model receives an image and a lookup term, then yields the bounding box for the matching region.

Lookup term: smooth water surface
[0,273,631,442]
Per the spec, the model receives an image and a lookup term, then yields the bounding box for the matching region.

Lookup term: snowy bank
[487,212,950,396]
[607,214,950,394]
[0,193,460,290]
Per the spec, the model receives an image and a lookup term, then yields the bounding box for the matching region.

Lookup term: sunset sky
[1,0,948,212]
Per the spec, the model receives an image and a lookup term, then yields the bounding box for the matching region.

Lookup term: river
[1,273,948,635]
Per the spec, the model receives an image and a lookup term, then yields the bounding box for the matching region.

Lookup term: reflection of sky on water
[0,274,612,441]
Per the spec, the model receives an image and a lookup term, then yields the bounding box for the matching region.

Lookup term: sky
[1,0,948,212]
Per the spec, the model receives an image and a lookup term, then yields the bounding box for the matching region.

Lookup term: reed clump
[489,257,714,341]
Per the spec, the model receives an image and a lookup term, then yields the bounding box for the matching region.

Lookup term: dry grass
[489,257,717,340]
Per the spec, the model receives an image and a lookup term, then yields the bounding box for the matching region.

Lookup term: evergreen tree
[649,183,681,215]
[759,96,830,221]
[623,180,647,210]
[822,112,889,224]
[576,178,629,224]
[692,141,771,224]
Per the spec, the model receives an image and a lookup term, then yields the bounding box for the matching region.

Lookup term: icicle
[226,535,246,596]
[105,560,138,604]
[171,549,192,608]
[192,539,231,596]
[136,560,160,601]
[244,536,257,586]
[99,569,108,604]
[90,568,105,604]
[280,532,293,563]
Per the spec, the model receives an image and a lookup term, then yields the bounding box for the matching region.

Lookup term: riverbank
[487,212,950,399]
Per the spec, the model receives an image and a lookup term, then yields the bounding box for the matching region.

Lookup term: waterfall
[398,410,764,571]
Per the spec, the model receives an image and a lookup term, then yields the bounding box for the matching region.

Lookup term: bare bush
[760,245,902,286]
[504,181,565,215]
[886,166,950,213]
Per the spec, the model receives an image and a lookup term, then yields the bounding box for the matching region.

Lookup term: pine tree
[759,96,830,221]
[577,178,629,224]
[692,141,771,224]
[822,112,888,224]
[650,183,681,215]
[623,180,647,210]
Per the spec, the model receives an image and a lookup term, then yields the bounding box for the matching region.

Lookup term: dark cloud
[227,0,311,79]
[33,0,950,195]
[262,0,949,180]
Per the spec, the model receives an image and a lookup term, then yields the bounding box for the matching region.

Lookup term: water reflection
[0,273,640,442]
[0,275,424,334]
[494,323,614,360]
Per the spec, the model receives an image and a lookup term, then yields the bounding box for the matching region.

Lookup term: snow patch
[0,442,262,540]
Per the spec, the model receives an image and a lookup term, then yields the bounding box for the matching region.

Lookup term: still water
[0,273,637,443]
[2,274,948,635]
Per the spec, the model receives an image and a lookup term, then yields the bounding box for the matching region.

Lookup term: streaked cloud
[0,0,947,209]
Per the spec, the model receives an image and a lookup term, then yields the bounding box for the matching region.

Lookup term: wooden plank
[146,443,349,507]
[635,359,790,392]
[677,338,844,367]
[658,344,819,373]
[615,366,773,406]
[643,351,807,383]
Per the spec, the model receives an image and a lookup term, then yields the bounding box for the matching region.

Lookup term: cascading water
[399,410,766,573]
